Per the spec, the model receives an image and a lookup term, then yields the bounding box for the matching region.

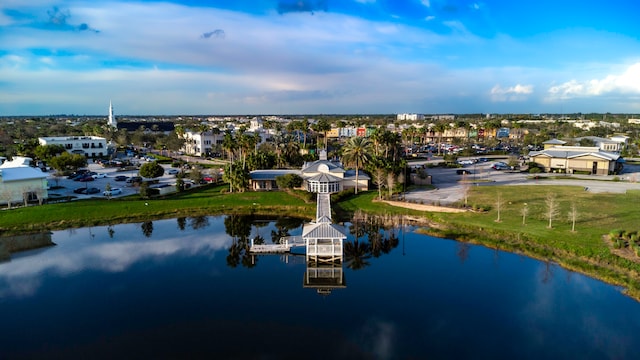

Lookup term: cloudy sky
[1,0,640,116]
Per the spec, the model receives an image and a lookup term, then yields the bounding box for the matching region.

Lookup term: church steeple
[107,100,117,128]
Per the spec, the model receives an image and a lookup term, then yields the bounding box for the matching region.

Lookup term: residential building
[39,136,107,158]
[180,130,224,157]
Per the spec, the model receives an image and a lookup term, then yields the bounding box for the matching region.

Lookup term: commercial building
[39,136,108,158]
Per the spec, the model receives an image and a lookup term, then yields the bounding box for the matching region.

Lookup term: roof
[543,139,566,145]
[0,166,47,182]
[344,169,371,180]
[302,159,345,174]
[302,222,347,239]
[529,146,620,161]
[305,172,343,183]
[250,169,300,180]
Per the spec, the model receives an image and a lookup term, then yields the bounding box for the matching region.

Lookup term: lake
[1,215,639,359]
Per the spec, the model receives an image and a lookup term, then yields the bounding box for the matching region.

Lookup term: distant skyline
[1,0,640,116]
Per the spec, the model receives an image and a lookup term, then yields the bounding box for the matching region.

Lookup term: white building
[107,101,117,128]
[39,136,108,158]
[0,157,48,206]
[180,130,224,157]
[397,113,425,121]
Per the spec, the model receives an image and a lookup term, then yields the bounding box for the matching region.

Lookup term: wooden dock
[249,236,305,253]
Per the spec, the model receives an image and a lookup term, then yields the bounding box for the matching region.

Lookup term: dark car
[114,175,128,181]
[456,169,472,175]
[78,175,95,182]
[73,187,87,194]
[126,176,143,184]
[84,187,100,194]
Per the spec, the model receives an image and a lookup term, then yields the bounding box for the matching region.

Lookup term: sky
[1,0,640,116]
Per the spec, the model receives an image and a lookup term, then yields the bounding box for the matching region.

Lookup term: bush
[609,229,623,239]
[529,167,541,174]
[613,176,621,182]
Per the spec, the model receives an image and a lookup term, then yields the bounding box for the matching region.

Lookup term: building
[107,101,117,128]
[574,136,622,152]
[249,150,370,192]
[0,157,48,206]
[39,136,108,158]
[529,145,623,175]
[397,113,425,121]
[180,130,224,157]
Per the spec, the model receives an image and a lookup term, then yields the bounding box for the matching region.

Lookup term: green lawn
[0,185,316,232]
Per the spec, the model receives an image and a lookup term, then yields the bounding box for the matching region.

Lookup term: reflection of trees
[141,221,153,238]
[270,217,303,243]
[456,242,470,264]
[190,215,210,230]
[344,211,400,269]
[344,240,371,270]
[107,225,115,238]
[224,215,255,268]
[177,217,186,231]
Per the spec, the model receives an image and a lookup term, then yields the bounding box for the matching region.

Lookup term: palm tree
[342,136,373,194]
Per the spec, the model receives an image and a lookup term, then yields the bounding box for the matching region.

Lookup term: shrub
[609,229,623,239]
[612,176,621,182]
[529,167,541,174]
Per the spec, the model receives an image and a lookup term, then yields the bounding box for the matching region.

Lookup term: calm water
[1,215,639,359]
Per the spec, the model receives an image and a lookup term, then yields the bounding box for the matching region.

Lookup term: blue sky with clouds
[1,0,640,116]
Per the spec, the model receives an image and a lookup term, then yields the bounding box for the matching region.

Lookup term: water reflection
[1,216,640,358]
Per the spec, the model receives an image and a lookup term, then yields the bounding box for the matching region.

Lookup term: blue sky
[1,0,640,116]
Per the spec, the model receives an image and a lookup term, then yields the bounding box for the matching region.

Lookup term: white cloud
[548,62,640,100]
[425,15,436,21]
[491,84,533,102]
[421,0,431,7]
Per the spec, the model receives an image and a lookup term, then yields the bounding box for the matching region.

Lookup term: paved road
[404,158,640,205]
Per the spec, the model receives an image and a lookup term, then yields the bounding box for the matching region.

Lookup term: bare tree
[461,182,471,207]
[372,167,386,200]
[0,188,13,209]
[386,172,396,199]
[521,203,529,225]
[545,193,560,228]
[495,191,505,222]
[568,202,579,232]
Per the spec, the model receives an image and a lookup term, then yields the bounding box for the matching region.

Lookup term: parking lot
[47,163,182,200]
[404,157,640,205]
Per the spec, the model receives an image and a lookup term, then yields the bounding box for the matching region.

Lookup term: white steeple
[107,100,117,128]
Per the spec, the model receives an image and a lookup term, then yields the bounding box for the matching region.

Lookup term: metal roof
[302,222,347,239]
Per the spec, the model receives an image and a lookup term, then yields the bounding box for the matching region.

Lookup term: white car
[167,168,180,175]
[103,188,122,196]
[92,173,108,179]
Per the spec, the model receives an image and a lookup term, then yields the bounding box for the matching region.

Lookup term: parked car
[103,188,122,196]
[126,176,143,184]
[73,187,87,194]
[84,187,100,194]
[167,168,180,175]
[92,173,108,179]
[456,169,472,175]
[492,163,511,170]
[78,175,95,182]
[114,175,128,181]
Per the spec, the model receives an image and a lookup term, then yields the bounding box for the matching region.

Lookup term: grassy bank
[0,184,316,233]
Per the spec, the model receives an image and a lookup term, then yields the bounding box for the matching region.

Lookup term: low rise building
[0,157,48,206]
[39,136,107,158]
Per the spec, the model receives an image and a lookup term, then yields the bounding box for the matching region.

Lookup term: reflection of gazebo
[303,264,346,296]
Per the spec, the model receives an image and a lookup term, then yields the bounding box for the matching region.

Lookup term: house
[0,157,49,206]
[39,136,107,158]
[180,130,224,157]
[249,150,370,192]
[529,146,623,175]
